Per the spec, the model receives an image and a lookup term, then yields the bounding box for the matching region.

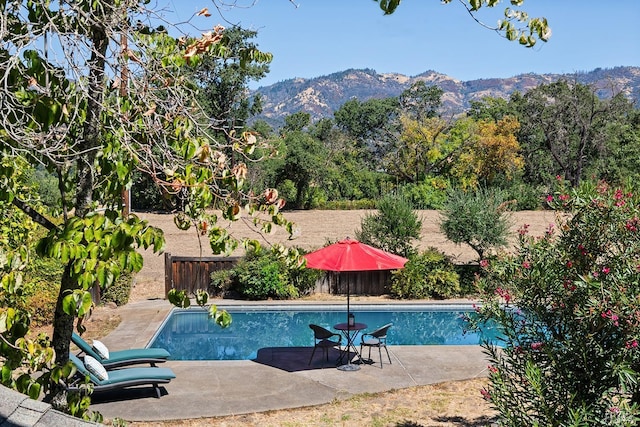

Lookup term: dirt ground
[97,209,557,427]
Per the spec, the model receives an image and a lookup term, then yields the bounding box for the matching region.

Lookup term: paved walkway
[89,299,489,422]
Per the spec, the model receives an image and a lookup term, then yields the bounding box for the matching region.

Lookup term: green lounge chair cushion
[72,332,170,368]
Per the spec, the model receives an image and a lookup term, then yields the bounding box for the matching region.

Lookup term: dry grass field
[96,209,557,427]
[130,209,558,301]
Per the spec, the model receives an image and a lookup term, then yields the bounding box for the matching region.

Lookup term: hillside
[252,66,640,127]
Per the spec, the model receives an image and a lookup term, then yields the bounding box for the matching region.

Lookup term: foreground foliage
[471,180,640,425]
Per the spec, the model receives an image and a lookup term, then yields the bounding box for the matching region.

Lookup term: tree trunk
[49,3,110,400]
[51,265,77,365]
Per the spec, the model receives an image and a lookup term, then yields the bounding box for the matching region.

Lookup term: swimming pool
[148,304,499,361]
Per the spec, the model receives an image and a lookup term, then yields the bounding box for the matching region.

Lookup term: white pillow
[84,355,109,381]
[92,340,110,360]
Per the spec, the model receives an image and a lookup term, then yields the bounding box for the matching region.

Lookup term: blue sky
[164,1,640,89]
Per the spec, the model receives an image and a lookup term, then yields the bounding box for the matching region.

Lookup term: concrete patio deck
[89,299,490,422]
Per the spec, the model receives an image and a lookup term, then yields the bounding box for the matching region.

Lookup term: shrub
[390,248,460,299]
[356,193,421,258]
[229,250,298,300]
[209,269,235,297]
[399,176,449,209]
[23,256,63,326]
[455,263,481,296]
[470,180,640,425]
[317,199,377,210]
[24,281,59,327]
[500,181,545,210]
[101,272,133,306]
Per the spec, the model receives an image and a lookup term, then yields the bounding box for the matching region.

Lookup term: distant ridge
[251,66,640,127]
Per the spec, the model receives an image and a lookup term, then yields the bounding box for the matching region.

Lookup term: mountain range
[251,66,640,127]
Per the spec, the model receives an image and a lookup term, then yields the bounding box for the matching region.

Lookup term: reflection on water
[149,308,500,360]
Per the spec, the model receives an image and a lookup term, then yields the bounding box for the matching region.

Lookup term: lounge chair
[308,324,342,365]
[68,354,176,398]
[72,332,170,369]
[360,323,393,368]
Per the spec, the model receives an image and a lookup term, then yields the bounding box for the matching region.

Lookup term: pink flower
[559,194,569,201]
[563,279,576,292]
[518,224,530,236]
[602,267,610,274]
[566,260,573,268]
[480,259,489,268]
[480,389,491,400]
[488,365,498,374]
[610,406,621,414]
[615,189,624,200]
[495,287,512,303]
[546,195,554,202]
[531,342,543,350]
[602,310,620,326]
[625,340,638,349]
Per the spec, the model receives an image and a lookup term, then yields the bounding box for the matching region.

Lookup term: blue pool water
[148,305,499,361]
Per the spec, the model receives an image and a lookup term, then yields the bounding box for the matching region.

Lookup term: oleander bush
[469,179,640,426]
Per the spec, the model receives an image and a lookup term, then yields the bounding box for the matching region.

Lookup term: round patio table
[334,322,367,371]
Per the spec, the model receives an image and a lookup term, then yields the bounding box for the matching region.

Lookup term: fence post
[164,252,172,298]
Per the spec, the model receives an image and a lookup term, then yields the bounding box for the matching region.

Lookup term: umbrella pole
[346,274,350,325]
[336,275,361,371]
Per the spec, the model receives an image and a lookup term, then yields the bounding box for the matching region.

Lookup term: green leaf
[77,291,93,317]
[84,227,94,242]
[195,289,208,306]
[28,382,41,400]
[62,294,77,316]
[129,251,144,272]
[210,306,232,328]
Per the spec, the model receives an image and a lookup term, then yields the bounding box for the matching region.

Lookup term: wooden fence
[164,253,394,297]
[164,253,240,298]
[314,270,393,295]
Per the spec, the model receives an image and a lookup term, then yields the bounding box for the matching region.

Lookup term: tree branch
[11,197,58,231]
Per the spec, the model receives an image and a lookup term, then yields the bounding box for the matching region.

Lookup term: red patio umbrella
[303,238,408,322]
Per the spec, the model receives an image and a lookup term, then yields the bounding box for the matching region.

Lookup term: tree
[194,26,269,134]
[387,115,453,183]
[399,81,443,121]
[514,81,633,187]
[356,194,421,258]
[452,116,525,188]
[333,97,400,166]
[468,97,516,122]
[440,188,512,261]
[282,111,311,133]
[1,1,290,407]
[273,130,326,209]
